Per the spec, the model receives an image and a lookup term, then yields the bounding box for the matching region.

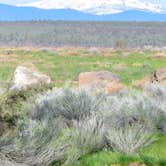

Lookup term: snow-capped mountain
[20,0,165,15]
[0,3,166,21]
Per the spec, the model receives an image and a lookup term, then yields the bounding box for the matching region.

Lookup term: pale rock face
[79,71,124,94]
[155,68,166,83]
[11,66,51,90]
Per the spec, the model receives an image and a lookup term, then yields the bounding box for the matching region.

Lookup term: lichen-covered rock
[79,71,124,94]
[11,66,51,90]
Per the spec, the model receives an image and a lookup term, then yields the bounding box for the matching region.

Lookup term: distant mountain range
[0,4,166,21]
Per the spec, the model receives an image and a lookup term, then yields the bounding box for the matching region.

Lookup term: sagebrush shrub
[0,118,68,166]
[144,83,166,112]
[144,83,166,132]
[32,88,105,121]
[100,88,164,131]
[65,113,105,164]
[1,84,165,165]
[106,120,156,154]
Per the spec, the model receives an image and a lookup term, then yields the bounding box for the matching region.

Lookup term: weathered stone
[79,71,124,94]
[11,66,51,90]
[154,68,166,83]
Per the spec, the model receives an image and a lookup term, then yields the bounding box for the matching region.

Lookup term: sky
[0,0,166,15]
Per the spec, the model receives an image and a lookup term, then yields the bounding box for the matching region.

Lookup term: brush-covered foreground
[0,48,166,166]
[0,84,166,166]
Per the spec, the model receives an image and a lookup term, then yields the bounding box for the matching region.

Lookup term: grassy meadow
[0,48,166,86]
[0,48,166,166]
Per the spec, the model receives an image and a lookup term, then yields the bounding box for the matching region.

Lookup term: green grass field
[0,48,166,87]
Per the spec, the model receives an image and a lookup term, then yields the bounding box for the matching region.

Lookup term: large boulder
[11,66,51,90]
[79,71,124,94]
[154,68,166,84]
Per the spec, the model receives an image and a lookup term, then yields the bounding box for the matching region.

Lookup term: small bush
[0,84,54,125]
[100,88,165,133]
[0,117,68,166]
[106,120,156,154]
[144,83,166,133]
[65,113,105,164]
[32,88,105,121]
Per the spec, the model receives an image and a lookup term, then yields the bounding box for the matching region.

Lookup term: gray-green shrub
[106,119,156,154]
[65,113,105,165]
[0,118,68,166]
[32,88,105,121]
[100,88,164,132]
[1,84,166,165]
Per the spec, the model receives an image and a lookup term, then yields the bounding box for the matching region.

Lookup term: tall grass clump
[105,120,156,154]
[65,114,105,164]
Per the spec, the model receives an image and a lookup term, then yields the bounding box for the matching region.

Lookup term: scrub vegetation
[0,48,166,166]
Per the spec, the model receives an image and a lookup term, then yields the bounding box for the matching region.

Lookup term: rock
[79,71,124,94]
[11,66,51,90]
[107,80,124,94]
[154,68,166,83]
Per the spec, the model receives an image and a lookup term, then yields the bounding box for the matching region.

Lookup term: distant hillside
[0,4,166,21]
[0,21,166,48]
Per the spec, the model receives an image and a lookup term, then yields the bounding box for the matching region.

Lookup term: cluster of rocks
[1,65,166,95]
[10,66,125,94]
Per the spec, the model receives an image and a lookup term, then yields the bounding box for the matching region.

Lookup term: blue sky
[0,0,166,15]
[0,0,39,5]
